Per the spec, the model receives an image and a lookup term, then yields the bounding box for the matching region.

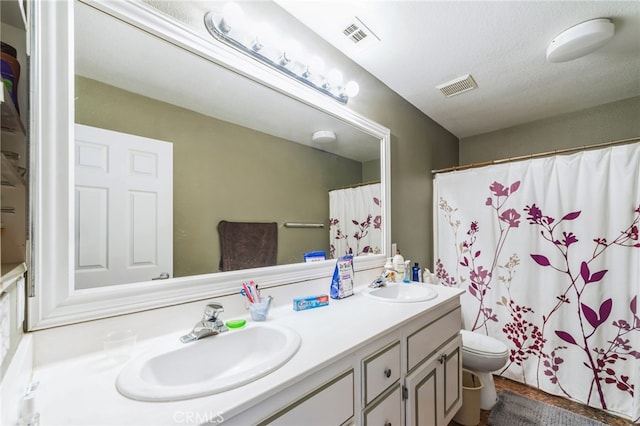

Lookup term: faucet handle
[203,303,224,321]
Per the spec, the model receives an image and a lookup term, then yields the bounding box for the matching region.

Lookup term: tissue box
[303,251,326,262]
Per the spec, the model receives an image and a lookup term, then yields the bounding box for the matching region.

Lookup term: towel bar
[283,222,324,229]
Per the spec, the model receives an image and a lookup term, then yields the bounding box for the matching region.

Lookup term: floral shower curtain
[329,183,382,259]
[434,143,640,421]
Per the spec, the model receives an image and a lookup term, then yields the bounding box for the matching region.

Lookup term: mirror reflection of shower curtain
[329,183,382,259]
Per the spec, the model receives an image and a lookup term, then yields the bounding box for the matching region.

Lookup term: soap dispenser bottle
[403,260,411,283]
[383,257,395,282]
[392,250,405,283]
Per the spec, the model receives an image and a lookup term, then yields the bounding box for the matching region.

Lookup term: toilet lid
[460,330,508,356]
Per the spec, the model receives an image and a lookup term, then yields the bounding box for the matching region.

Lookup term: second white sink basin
[116,323,301,401]
[363,283,438,303]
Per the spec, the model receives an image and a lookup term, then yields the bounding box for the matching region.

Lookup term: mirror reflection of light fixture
[312,130,336,144]
[219,2,245,33]
[546,18,615,63]
[204,3,360,104]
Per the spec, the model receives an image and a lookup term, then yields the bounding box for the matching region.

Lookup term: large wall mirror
[28,0,390,329]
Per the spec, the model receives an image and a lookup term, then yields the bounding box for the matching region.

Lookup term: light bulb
[305,55,325,76]
[252,22,276,51]
[326,68,343,88]
[220,2,245,33]
[344,81,360,97]
[279,38,302,65]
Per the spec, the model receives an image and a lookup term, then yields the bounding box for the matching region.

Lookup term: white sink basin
[363,283,438,303]
[116,324,301,401]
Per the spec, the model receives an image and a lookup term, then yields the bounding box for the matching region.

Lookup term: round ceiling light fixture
[546,18,614,63]
[312,130,336,144]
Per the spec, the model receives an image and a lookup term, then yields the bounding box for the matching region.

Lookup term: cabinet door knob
[384,368,392,378]
[384,422,392,426]
[438,354,447,364]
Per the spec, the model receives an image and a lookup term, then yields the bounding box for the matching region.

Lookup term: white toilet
[459,329,509,410]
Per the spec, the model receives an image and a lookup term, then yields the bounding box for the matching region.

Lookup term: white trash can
[453,369,484,426]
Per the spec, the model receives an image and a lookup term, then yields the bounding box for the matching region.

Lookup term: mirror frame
[28,0,390,330]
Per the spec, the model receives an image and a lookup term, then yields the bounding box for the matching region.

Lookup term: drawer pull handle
[384,368,392,378]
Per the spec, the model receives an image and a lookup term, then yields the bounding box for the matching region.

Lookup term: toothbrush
[255,283,262,303]
[249,280,261,303]
[240,288,250,300]
[242,282,254,304]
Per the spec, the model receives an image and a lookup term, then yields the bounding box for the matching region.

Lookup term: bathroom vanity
[32,284,463,425]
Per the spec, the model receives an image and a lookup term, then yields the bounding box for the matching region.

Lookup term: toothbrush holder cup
[249,297,272,321]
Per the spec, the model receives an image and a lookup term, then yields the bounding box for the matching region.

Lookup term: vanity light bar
[203,7,359,104]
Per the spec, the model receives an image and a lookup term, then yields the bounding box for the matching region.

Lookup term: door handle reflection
[152,272,170,280]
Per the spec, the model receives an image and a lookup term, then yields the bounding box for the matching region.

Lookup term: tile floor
[450,375,636,426]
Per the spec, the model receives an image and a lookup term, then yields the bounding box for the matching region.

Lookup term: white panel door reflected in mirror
[74,124,173,288]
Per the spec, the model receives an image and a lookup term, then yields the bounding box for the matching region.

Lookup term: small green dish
[226,319,247,329]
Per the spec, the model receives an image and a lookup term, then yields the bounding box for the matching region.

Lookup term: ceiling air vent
[342,17,380,45]
[436,74,478,98]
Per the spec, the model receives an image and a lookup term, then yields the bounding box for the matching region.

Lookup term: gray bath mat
[488,390,607,426]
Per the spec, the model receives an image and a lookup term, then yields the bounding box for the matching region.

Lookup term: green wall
[459,96,640,163]
[351,89,459,269]
[76,76,367,277]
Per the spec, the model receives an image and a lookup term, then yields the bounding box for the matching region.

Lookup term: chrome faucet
[369,270,393,288]
[180,303,228,343]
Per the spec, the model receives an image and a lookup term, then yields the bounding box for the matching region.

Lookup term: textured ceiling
[276,1,640,138]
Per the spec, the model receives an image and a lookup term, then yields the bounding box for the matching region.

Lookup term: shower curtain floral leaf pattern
[439,180,523,333]
[329,183,382,259]
[524,203,640,408]
[434,144,640,421]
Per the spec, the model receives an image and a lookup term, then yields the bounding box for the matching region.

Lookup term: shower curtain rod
[431,136,640,175]
[328,180,381,191]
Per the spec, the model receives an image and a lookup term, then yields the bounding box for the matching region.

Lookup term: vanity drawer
[260,369,354,425]
[407,307,462,372]
[363,341,401,405]
[363,384,402,426]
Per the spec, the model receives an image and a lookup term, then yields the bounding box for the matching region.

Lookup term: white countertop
[33,284,463,425]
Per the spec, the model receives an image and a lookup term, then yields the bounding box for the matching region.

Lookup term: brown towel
[217,221,278,271]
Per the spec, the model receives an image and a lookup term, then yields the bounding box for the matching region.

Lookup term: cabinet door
[405,354,438,426]
[407,307,461,372]
[259,370,354,426]
[404,336,461,426]
[441,336,462,425]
